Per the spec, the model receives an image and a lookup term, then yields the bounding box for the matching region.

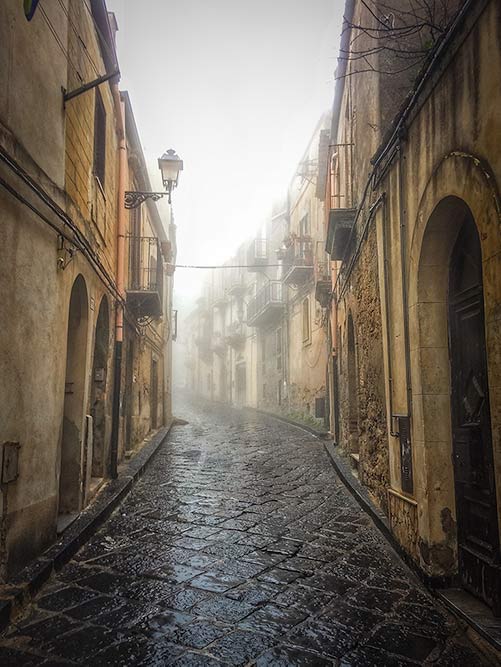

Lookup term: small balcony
[326,208,357,260]
[314,259,331,308]
[226,321,246,348]
[126,236,163,319]
[247,239,268,272]
[282,237,313,285]
[247,281,284,327]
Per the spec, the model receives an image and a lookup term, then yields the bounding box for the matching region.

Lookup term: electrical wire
[55,0,101,78]
[0,161,169,352]
[38,5,81,80]
[172,263,293,270]
[82,0,119,71]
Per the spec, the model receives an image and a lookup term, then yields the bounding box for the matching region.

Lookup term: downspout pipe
[110,85,127,479]
[397,144,413,420]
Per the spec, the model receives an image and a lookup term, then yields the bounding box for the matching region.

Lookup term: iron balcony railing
[126,235,164,317]
[247,280,284,326]
[283,237,313,268]
[127,236,163,292]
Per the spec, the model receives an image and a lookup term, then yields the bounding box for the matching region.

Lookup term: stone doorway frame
[407,153,501,577]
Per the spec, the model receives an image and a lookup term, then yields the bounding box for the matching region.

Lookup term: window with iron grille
[93,90,106,187]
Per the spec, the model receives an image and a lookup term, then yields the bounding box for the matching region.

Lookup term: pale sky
[107,0,344,306]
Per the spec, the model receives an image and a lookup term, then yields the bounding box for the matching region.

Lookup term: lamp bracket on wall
[124,191,170,209]
[62,69,120,105]
[57,235,78,270]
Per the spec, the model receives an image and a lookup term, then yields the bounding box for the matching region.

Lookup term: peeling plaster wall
[379,0,501,576]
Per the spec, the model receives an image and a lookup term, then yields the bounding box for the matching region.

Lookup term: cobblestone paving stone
[0,402,491,665]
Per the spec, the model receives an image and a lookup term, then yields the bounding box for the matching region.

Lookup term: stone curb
[263,413,501,660]
[0,423,174,633]
[253,409,432,579]
[249,407,330,439]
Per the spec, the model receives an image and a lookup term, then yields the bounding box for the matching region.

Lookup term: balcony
[282,237,313,285]
[126,236,163,318]
[326,208,357,260]
[247,281,284,327]
[314,259,331,308]
[225,321,246,348]
[247,239,268,272]
[326,143,356,261]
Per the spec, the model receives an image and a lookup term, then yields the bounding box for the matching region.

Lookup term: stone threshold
[0,422,174,633]
[323,440,501,660]
[254,409,501,660]
[438,588,501,653]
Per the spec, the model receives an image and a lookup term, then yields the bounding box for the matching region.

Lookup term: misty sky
[106,0,344,305]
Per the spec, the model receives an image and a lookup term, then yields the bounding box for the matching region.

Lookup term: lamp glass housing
[158,149,183,189]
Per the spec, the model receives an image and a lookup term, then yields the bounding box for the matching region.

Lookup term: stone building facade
[325,0,501,613]
[184,121,330,429]
[0,0,175,579]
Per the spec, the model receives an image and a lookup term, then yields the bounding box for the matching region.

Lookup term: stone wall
[337,225,389,513]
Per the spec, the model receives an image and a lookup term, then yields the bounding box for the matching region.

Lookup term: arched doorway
[448,212,500,613]
[347,313,359,453]
[90,296,109,483]
[414,196,500,613]
[59,275,89,523]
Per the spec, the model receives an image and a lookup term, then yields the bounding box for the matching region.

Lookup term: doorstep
[323,440,501,658]
[438,588,501,653]
[0,423,173,633]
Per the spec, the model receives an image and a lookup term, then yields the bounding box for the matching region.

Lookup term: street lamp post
[124,149,183,209]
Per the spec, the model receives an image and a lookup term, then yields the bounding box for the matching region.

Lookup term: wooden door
[449,215,500,614]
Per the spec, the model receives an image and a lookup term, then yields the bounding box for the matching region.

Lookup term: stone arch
[59,274,89,518]
[90,295,110,481]
[407,152,501,580]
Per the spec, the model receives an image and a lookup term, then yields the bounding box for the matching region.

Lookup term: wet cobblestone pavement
[0,402,490,665]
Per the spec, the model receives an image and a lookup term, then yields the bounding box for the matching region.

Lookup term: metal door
[448,215,500,614]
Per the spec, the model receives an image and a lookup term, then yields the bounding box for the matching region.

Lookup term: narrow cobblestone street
[0,402,490,666]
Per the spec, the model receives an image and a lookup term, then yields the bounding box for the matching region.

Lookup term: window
[302,297,310,343]
[275,327,282,371]
[93,90,106,187]
[299,213,309,237]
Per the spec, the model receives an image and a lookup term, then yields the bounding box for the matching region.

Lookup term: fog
[107,0,343,311]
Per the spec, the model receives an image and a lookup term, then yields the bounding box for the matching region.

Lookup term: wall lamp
[124,149,184,209]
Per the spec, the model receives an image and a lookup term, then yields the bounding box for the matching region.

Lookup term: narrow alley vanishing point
[0,403,489,665]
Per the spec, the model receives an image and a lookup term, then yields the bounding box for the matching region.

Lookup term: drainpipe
[330,262,340,442]
[110,86,127,479]
[398,143,413,419]
[381,192,398,437]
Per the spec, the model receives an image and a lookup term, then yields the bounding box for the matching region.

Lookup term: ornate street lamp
[124,149,183,209]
